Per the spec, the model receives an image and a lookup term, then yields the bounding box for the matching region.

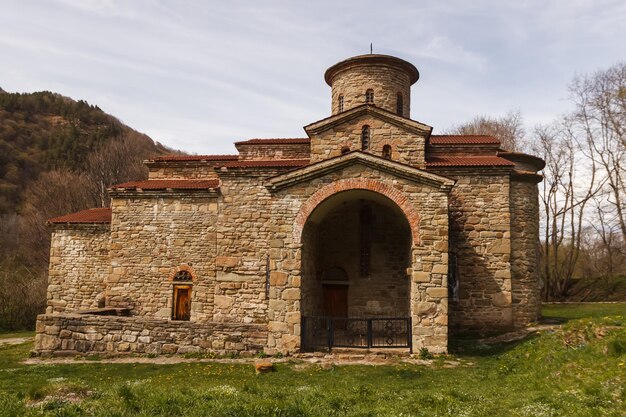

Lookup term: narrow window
[448,253,459,302]
[341,146,350,154]
[338,94,344,112]
[361,125,370,150]
[382,145,392,159]
[365,89,374,104]
[396,93,403,116]
[359,204,372,278]
[172,270,192,321]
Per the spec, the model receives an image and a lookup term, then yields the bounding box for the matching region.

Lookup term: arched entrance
[300,189,413,350]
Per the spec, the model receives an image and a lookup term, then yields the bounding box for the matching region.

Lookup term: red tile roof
[234,138,310,145]
[149,154,238,162]
[426,156,514,167]
[110,180,220,190]
[48,208,112,224]
[216,159,310,168]
[429,135,500,145]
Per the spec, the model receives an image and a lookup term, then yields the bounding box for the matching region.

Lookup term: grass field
[0,304,624,417]
[0,331,35,340]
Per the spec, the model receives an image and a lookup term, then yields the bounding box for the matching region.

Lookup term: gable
[304,105,431,167]
[265,151,455,192]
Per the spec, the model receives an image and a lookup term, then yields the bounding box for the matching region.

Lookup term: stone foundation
[34,314,268,357]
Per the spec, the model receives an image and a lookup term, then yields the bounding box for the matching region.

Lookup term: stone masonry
[36,54,544,357]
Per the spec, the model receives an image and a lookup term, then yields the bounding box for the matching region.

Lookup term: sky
[1,0,625,154]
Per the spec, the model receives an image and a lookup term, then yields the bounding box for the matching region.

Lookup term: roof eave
[266,151,455,192]
[304,105,432,136]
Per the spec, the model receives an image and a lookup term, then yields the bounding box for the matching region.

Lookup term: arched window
[382,145,392,159]
[172,270,192,321]
[341,145,350,154]
[173,271,192,282]
[338,94,344,112]
[361,125,370,150]
[359,204,372,277]
[365,89,374,104]
[396,93,403,116]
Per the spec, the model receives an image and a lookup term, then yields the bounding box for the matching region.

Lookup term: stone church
[34,54,544,356]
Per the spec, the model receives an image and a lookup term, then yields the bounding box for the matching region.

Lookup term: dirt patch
[0,337,33,346]
[24,352,469,368]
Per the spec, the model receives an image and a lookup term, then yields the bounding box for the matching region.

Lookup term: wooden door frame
[172,284,192,321]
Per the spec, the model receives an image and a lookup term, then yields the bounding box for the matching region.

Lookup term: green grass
[0,304,624,416]
[0,331,35,340]
[542,302,626,321]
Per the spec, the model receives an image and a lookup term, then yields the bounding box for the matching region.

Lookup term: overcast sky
[1,0,625,154]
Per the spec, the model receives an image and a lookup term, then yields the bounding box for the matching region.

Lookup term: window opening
[359,204,372,278]
[396,93,403,116]
[361,125,370,150]
[382,145,392,159]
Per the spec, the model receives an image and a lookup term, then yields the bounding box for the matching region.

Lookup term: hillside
[0,90,167,214]
[0,90,173,330]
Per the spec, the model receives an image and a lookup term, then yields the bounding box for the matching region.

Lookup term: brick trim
[168,265,197,282]
[293,178,420,244]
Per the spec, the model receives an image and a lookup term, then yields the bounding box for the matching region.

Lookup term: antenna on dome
[370,43,373,54]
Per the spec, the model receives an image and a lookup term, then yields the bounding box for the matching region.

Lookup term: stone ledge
[33,314,268,357]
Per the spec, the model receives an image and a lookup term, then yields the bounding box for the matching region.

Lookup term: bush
[0,264,46,330]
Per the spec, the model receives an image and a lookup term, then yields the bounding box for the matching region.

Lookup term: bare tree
[532,123,600,300]
[569,63,626,242]
[19,169,100,267]
[445,110,526,151]
[85,134,152,207]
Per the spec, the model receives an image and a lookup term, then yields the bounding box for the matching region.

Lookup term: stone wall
[147,163,219,180]
[34,313,267,356]
[330,64,411,116]
[309,116,426,167]
[436,170,514,332]
[236,143,310,160]
[267,165,451,353]
[510,179,541,326]
[212,174,274,324]
[47,225,110,313]
[106,193,218,321]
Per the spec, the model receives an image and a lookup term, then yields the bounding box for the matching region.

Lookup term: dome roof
[324,54,420,86]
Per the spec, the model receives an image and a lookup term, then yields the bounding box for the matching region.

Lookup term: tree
[445,110,526,151]
[569,63,626,243]
[85,134,153,207]
[532,123,600,300]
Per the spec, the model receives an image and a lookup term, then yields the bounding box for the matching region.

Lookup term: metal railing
[301,316,412,352]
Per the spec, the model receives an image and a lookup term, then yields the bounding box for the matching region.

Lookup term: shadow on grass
[449,332,542,358]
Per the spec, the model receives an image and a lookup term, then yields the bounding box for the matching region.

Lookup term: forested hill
[0,90,168,214]
[0,90,175,329]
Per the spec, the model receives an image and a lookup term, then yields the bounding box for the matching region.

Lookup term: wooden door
[173,285,191,321]
[322,284,348,318]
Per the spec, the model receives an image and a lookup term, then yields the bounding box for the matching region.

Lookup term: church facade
[34,54,544,356]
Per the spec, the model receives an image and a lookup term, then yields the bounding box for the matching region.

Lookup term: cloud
[1,0,625,152]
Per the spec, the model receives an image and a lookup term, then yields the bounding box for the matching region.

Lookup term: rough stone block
[216,256,238,268]
[431,264,448,274]
[269,271,288,286]
[412,272,430,282]
[281,289,300,300]
[214,295,234,308]
[426,287,448,298]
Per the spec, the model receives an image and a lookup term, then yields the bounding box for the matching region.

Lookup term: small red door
[322,284,348,318]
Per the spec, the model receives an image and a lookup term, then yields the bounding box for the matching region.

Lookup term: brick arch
[294,178,420,244]
[168,264,197,282]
